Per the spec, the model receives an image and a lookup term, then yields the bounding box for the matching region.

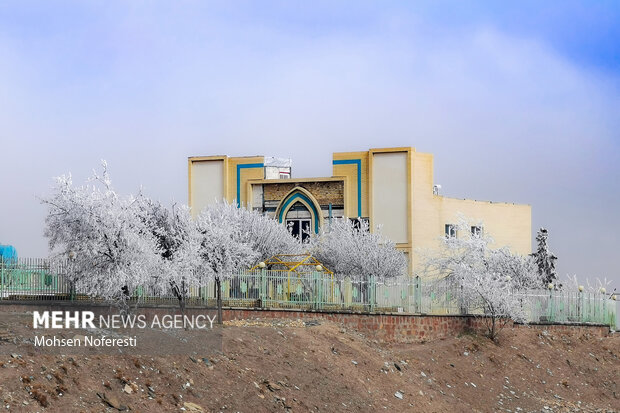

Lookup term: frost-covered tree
[42,163,300,320]
[423,218,535,340]
[139,199,201,314]
[195,202,258,323]
[41,162,160,311]
[487,248,539,290]
[530,228,559,288]
[235,206,302,261]
[308,218,407,280]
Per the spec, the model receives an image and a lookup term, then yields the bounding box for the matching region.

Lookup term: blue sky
[1,1,619,290]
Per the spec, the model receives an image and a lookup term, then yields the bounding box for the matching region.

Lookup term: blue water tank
[0,245,17,263]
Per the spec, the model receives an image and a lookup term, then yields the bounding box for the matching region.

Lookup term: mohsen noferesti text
[33,335,137,347]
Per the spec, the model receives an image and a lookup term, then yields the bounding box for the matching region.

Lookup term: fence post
[69,260,75,301]
[312,271,317,309]
[202,275,206,307]
[414,276,421,314]
[0,258,3,300]
[548,289,554,322]
[313,271,322,310]
[67,254,76,301]
[369,275,376,313]
[260,269,266,308]
[318,271,323,310]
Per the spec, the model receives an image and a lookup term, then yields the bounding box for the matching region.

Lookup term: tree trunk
[216,276,223,325]
[120,285,131,315]
[179,280,186,321]
[170,281,187,325]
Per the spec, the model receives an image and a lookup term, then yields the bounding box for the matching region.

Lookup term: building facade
[188,147,531,274]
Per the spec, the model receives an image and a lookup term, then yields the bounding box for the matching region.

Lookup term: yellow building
[188,147,531,274]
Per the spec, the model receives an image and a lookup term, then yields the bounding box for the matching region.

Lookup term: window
[287,219,311,243]
[471,225,482,237]
[445,224,457,239]
[285,201,311,243]
[349,217,370,231]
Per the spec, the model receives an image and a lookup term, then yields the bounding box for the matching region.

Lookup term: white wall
[191,160,224,215]
[372,152,408,243]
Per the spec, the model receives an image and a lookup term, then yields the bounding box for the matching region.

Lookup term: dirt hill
[1,318,618,412]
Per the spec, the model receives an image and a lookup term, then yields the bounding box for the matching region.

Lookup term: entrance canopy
[249,253,333,275]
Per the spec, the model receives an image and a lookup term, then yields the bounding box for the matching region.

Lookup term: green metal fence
[1,258,616,328]
[516,290,616,326]
[0,258,71,300]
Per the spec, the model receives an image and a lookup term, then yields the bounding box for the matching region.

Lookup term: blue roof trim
[332,159,362,217]
[236,163,264,207]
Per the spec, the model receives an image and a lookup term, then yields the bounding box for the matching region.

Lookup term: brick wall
[225,309,490,342]
[0,303,609,343]
[224,309,610,343]
[263,181,344,205]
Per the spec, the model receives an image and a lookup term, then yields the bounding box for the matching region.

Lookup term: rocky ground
[0,317,618,412]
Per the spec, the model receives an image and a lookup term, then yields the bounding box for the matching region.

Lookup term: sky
[1,1,619,291]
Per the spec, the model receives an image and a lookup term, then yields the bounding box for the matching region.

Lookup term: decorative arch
[275,187,323,234]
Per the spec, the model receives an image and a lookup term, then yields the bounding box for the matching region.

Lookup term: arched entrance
[275,187,323,241]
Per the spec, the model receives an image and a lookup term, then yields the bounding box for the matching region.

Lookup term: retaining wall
[0,302,610,343]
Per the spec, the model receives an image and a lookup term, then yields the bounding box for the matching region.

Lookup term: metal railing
[1,258,616,328]
[0,258,72,299]
[515,290,616,326]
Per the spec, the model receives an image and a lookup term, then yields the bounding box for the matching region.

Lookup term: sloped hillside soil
[0,318,618,412]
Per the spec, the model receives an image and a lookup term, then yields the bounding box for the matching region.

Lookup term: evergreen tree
[531,228,559,288]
